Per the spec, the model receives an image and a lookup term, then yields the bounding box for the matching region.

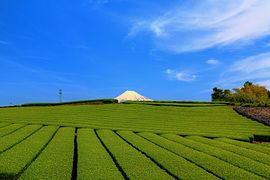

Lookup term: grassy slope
[0,104,269,140]
[1,103,270,179]
[1,126,269,179]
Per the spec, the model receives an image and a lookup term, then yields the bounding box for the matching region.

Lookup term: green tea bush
[186,136,270,179]
[118,131,217,180]
[0,125,42,153]
[140,132,262,179]
[97,130,172,179]
[0,126,58,179]
[77,129,123,180]
[20,127,74,179]
[0,124,25,137]
[21,99,118,107]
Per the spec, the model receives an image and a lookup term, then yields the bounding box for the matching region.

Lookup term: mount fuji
[115,90,152,103]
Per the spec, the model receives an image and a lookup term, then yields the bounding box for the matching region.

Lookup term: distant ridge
[115,90,152,103]
[20,99,117,107]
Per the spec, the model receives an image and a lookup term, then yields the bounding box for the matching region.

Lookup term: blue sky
[1,0,270,105]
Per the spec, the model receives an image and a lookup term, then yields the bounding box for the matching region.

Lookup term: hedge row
[21,99,118,107]
[0,122,10,128]
[0,126,58,179]
[139,132,260,179]
[0,125,42,153]
[77,129,123,180]
[0,124,25,137]
[181,136,270,179]
[191,136,270,166]
[162,134,268,179]
[260,143,270,148]
[118,131,217,180]
[97,130,172,179]
[215,138,270,156]
[124,100,228,104]
[20,127,74,179]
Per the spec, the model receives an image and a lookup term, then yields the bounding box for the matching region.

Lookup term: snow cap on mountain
[115,90,152,103]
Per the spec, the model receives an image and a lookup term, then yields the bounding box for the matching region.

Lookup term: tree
[223,89,232,101]
[211,81,270,105]
[244,81,253,86]
[211,87,224,101]
[231,82,269,104]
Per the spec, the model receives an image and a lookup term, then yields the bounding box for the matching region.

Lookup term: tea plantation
[0,103,270,179]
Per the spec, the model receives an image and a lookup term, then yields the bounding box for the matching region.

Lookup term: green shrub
[140,132,262,179]
[118,131,217,179]
[163,134,269,179]
[0,126,58,179]
[0,124,25,137]
[193,137,270,166]
[20,127,74,179]
[77,129,123,180]
[186,136,270,179]
[215,138,270,155]
[21,99,118,107]
[97,130,172,179]
[0,122,10,128]
[0,125,42,153]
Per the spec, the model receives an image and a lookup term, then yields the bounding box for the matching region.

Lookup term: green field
[0,104,269,140]
[0,103,270,179]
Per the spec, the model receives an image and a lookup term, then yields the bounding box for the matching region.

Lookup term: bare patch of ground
[234,106,270,126]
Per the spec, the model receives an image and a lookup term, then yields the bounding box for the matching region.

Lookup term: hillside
[0,103,269,141]
[0,103,270,179]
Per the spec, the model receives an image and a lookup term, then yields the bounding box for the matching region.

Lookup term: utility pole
[59,88,62,102]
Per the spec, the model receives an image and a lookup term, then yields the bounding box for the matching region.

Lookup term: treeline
[20,99,118,107]
[211,81,270,106]
[124,100,228,104]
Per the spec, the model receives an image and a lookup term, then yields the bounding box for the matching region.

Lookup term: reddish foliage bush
[234,106,270,126]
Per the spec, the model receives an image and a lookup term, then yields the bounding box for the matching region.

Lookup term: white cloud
[206,59,219,65]
[231,53,270,73]
[217,52,270,87]
[164,69,197,82]
[130,0,270,53]
[257,80,270,90]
